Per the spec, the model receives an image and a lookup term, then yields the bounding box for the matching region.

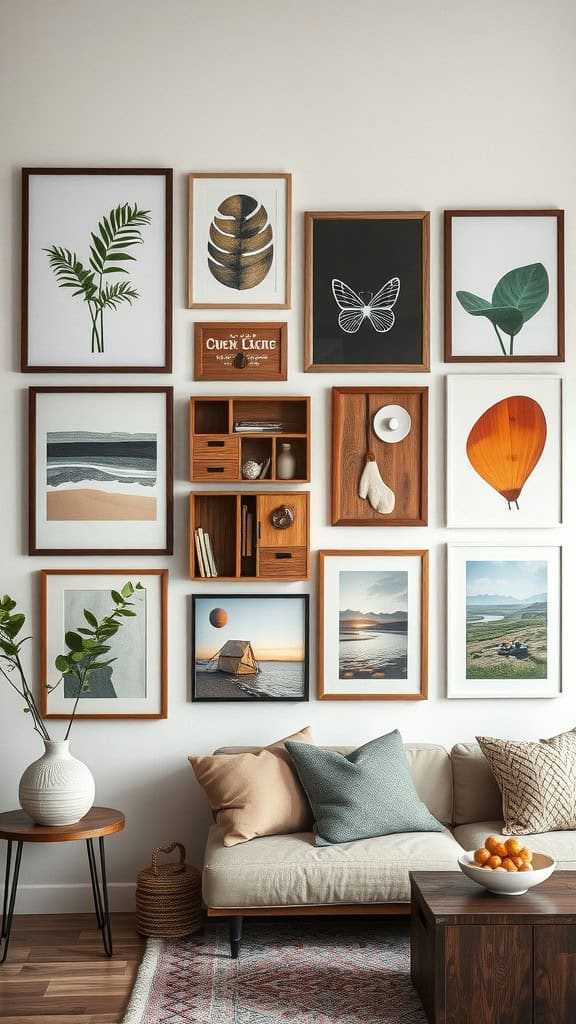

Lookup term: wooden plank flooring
[0,914,145,1023]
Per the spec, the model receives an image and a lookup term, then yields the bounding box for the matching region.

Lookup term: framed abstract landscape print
[29,387,173,555]
[22,168,173,372]
[447,545,561,699]
[188,173,291,308]
[447,376,562,528]
[444,210,564,362]
[304,212,430,372]
[41,569,168,719]
[318,550,428,701]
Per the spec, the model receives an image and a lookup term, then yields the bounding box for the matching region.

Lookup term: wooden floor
[0,914,145,1023]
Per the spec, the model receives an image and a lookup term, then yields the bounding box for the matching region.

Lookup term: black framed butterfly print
[304,212,429,372]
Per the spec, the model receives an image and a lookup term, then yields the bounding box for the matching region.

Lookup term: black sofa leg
[229,915,243,959]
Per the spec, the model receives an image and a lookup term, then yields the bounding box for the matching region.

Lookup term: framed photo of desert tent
[41,569,168,719]
[21,168,173,372]
[188,173,291,308]
[446,375,562,528]
[318,550,428,701]
[29,387,173,555]
[304,211,429,372]
[444,209,564,362]
[447,545,561,699]
[191,594,309,702]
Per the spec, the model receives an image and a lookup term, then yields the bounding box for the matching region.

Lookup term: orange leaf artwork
[466,396,547,510]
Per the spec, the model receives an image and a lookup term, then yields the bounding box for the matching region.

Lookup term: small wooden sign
[194,323,287,381]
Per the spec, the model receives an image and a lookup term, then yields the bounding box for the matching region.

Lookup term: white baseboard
[3,882,136,915]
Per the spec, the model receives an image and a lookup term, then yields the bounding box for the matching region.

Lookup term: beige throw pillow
[189,726,315,846]
[477,729,576,835]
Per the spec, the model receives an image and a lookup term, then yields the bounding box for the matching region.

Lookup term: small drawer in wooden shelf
[189,491,310,581]
[190,396,310,483]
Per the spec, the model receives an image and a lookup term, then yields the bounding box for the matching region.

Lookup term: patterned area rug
[122,918,426,1024]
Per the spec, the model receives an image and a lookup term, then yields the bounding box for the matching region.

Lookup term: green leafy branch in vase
[44,204,151,354]
[0,582,143,741]
[456,263,549,356]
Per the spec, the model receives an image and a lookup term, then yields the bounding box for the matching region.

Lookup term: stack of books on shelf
[241,503,255,558]
[194,527,218,577]
[234,420,283,433]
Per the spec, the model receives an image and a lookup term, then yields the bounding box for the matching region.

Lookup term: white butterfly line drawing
[331,277,401,334]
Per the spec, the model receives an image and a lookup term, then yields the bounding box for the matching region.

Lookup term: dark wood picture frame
[41,568,168,720]
[191,594,310,702]
[332,386,428,526]
[188,172,292,309]
[29,386,174,556]
[21,167,173,373]
[317,549,428,701]
[304,211,430,372]
[194,322,288,381]
[444,209,565,363]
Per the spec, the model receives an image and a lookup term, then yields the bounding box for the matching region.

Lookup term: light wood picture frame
[444,209,565,363]
[41,568,168,720]
[188,173,291,308]
[194,322,287,381]
[304,211,430,372]
[332,386,428,526]
[318,550,428,701]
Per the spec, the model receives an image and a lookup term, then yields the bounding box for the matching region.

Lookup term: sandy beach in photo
[47,488,157,521]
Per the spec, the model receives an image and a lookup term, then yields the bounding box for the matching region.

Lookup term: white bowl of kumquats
[458,834,555,895]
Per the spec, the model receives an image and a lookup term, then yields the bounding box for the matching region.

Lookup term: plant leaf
[456,290,524,336]
[84,609,98,628]
[492,263,549,323]
[208,193,273,290]
[121,581,134,598]
[44,246,97,303]
[65,631,83,652]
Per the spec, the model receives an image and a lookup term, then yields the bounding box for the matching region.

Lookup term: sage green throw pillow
[285,730,443,846]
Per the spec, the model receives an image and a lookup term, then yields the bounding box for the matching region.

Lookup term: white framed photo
[446,375,562,528]
[318,550,428,700]
[447,545,561,699]
[29,387,173,555]
[188,173,291,308]
[22,168,172,372]
[41,569,168,719]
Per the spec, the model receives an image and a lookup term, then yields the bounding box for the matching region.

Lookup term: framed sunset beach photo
[318,550,428,700]
[191,595,309,702]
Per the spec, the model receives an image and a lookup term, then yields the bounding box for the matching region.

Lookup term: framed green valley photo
[41,569,168,719]
[447,545,561,699]
[318,550,428,700]
[29,386,173,555]
[188,173,291,308]
[21,168,173,372]
[444,209,564,362]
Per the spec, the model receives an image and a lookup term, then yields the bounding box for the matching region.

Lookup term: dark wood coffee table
[411,870,576,1024]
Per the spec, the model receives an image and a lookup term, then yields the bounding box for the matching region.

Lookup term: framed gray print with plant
[22,168,173,372]
[444,210,564,362]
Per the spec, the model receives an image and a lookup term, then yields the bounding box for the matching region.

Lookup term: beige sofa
[201,741,576,956]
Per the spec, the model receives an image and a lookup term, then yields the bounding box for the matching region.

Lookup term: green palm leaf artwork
[44,203,151,354]
[456,263,549,356]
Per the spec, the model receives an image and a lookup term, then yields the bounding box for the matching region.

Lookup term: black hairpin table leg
[85,837,113,956]
[1,841,23,965]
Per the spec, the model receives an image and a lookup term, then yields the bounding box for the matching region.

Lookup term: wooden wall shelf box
[189,491,310,581]
[190,396,310,483]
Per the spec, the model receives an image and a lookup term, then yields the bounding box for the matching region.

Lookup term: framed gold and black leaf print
[188,173,291,308]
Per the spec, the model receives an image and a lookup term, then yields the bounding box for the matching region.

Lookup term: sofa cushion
[203,824,462,908]
[477,729,576,834]
[189,726,315,847]
[286,731,444,846]
[214,742,453,826]
[453,821,576,870]
[451,742,503,825]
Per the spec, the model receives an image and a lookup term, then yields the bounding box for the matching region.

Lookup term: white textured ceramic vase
[19,740,95,826]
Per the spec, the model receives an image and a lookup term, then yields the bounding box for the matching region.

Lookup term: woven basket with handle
[136,842,202,937]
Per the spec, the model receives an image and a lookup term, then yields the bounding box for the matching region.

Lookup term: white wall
[1,0,575,912]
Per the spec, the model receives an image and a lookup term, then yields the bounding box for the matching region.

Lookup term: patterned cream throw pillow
[477,729,576,835]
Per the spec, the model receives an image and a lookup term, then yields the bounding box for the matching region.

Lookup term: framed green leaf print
[22,168,173,372]
[444,210,564,362]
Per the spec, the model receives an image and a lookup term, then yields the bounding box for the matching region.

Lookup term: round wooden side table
[0,806,125,964]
